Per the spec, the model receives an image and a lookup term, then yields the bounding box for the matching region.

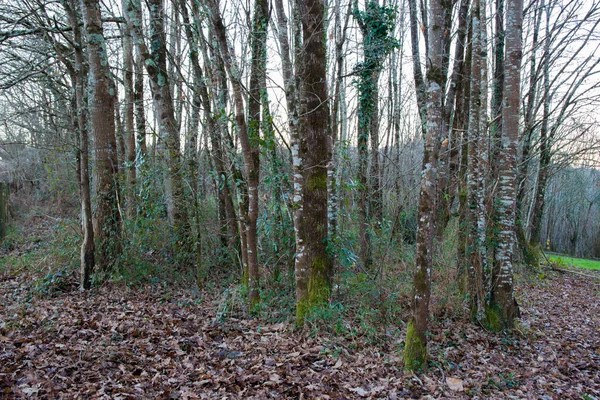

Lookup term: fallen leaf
[446,377,464,392]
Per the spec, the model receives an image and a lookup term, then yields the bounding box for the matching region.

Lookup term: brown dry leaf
[446,377,464,392]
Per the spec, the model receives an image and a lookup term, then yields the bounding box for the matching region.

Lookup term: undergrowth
[3,197,479,348]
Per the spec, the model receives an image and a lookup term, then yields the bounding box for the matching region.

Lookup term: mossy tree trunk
[491,0,524,330]
[207,29,244,266]
[294,0,332,326]
[79,0,121,273]
[404,0,445,371]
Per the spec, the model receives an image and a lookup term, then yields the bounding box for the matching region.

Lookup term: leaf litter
[1,269,599,399]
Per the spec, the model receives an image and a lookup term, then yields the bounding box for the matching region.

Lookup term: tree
[404,0,445,371]
[244,0,270,307]
[466,0,487,322]
[205,0,264,307]
[64,0,95,290]
[79,0,121,273]
[490,0,524,330]
[353,1,399,269]
[120,0,137,219]
[294,0,332,325]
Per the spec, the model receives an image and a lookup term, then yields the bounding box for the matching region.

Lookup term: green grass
[548,254,600,271]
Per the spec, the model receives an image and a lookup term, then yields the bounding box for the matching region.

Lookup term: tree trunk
[121,7,137,219]
[354,2,398,269]
[404,0,444,371]
[491,0,523,330]
[515,0,544,268]
[245,0,269,307]
[64,0,95,290]
[294,0,332,326]
[436,0,469,236]
[329,0,352,245]
[134,50,147,159]
[529,4,552,249]
[466,0,487,322]
[455,19,473,294]
[205,0,262,307]
[274,0,302,278]
[79,0,121,272]
[408,0,427,134]
[178,0,240,268]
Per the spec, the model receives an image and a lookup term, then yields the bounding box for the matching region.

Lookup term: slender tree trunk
[80,0,121,272]
[134,50,147,159]
[408,0,427,134]
[357,88,372,269]
[404,0,444,371]
[121,9,137,219]
[205,0,262,307]
[63,0,95,289]
[245,0,269,307]
[0,183,7,240]
[370,70,382,223]
[490,0,505,165]
[274,0,302,279]
[354,2,398,269]
[178,0,240,266]
[466,0,487,322]
[329,0,352,245]
[456,25,473,293]
[436,0,469,236]
[515,0,543,267]
[491,0,523,330]
[529,5,552,248]
[294,0,332,325]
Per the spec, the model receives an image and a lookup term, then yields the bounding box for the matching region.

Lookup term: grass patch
[548,254,600,271]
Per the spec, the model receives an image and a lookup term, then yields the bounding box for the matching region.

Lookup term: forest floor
[1,215,600,399]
